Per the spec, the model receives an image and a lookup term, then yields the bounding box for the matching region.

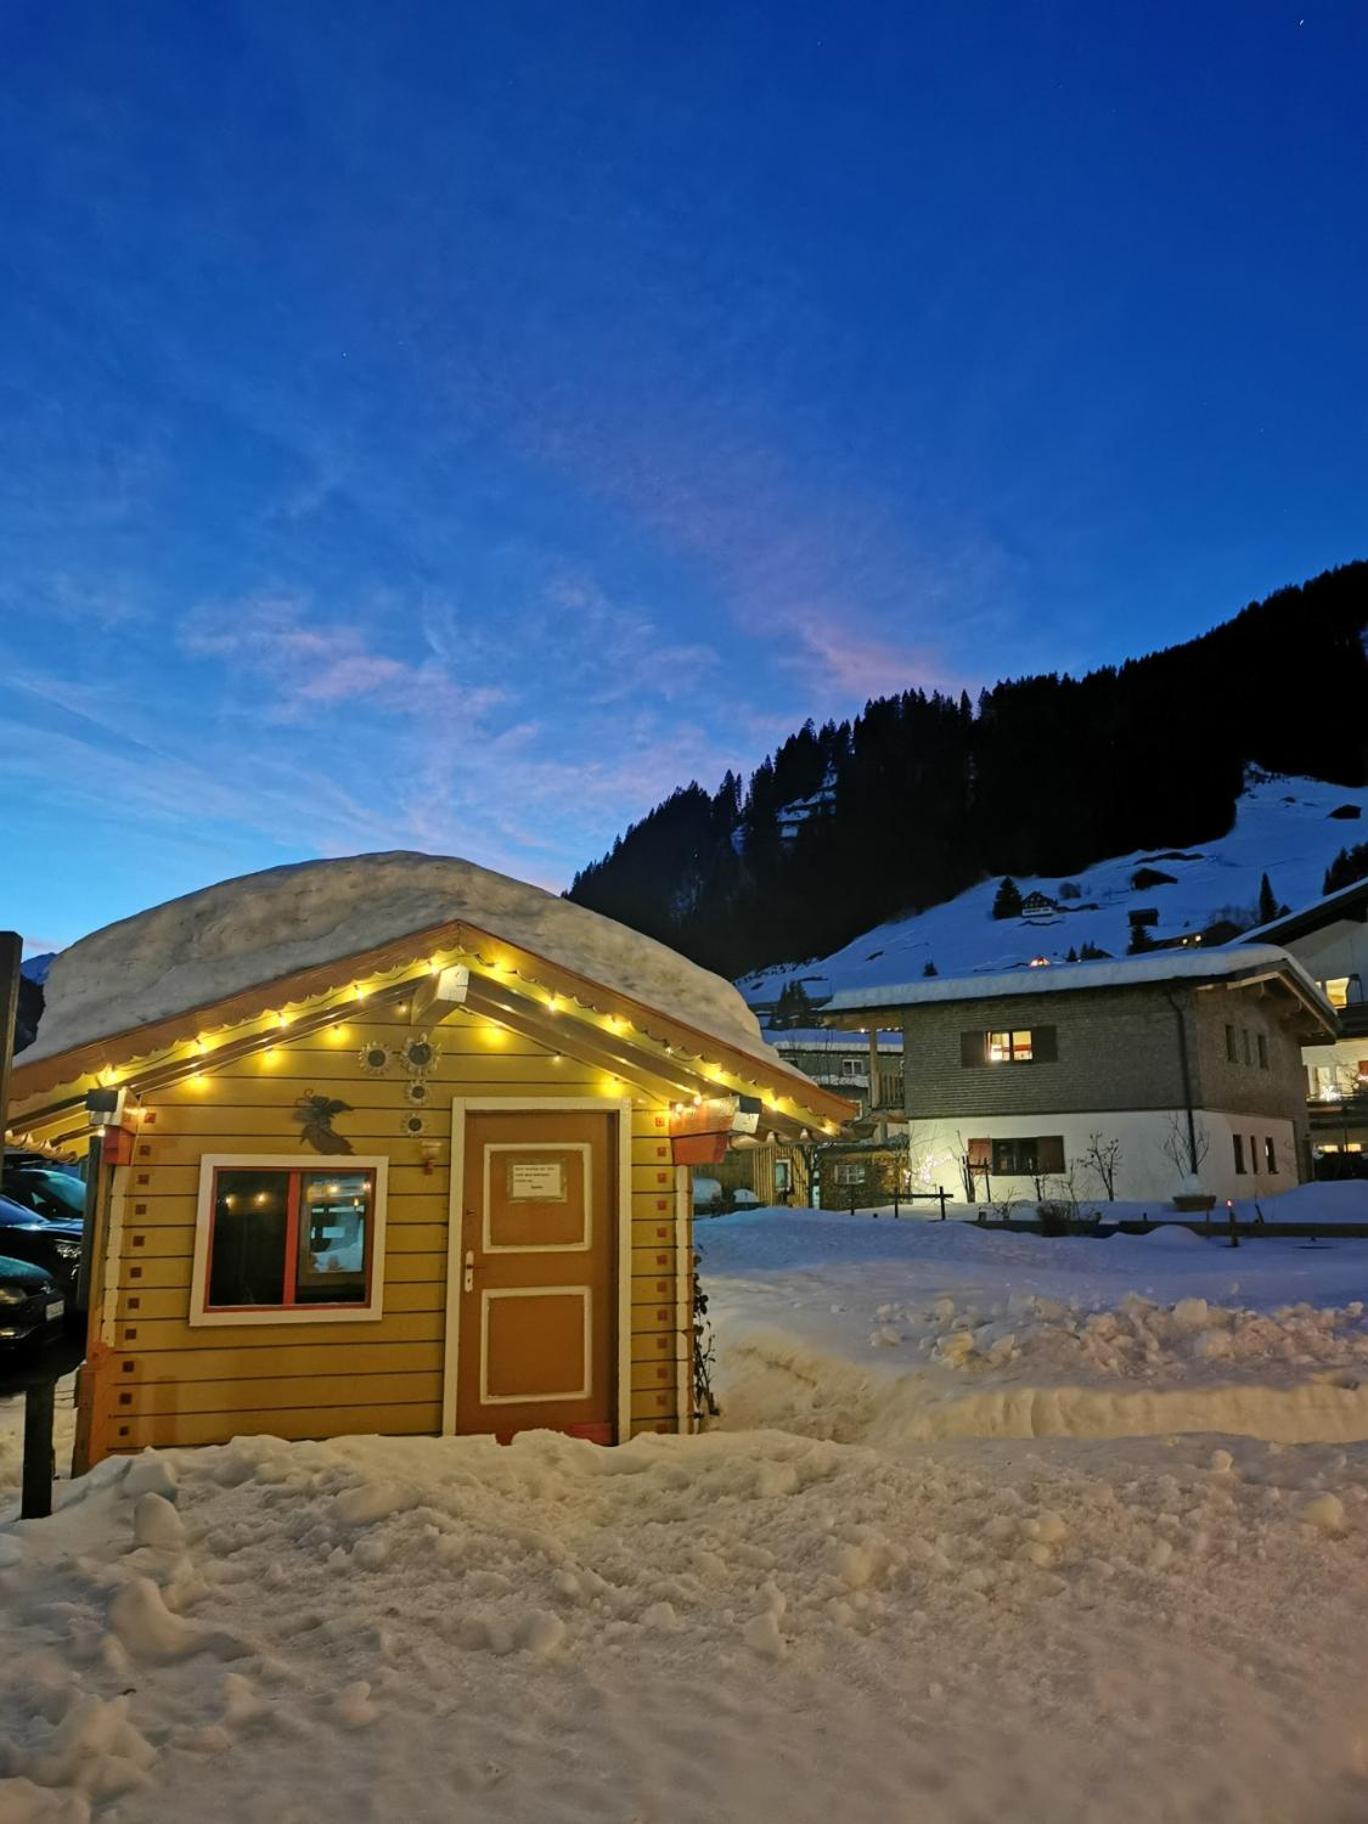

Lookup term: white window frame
[189,1152,390,1328]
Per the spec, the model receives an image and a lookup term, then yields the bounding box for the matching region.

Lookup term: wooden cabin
[7,856,851,1468]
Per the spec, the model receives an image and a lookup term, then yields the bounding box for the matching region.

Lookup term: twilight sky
[2,1,1365,954]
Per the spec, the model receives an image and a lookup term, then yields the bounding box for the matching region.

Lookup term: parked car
[0,1253,65,1350]
[0,1195,83,1304]
[2,1153,87,1225]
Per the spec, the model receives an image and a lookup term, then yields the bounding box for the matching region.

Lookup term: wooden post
[0,931,19,1157]
[21,1380,56,1519]
[1225,1198,1240,1249]
[938,1186,947,1219]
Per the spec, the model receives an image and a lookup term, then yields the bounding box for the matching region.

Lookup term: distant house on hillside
[820,947,1335,1205]
[1239,878,1368,1169]
[1020,891,1060,918]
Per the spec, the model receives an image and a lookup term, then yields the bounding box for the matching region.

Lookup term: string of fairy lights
[6,939,844,1155]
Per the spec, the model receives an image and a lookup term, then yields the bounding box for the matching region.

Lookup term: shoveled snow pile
[25,853,773,1068]
[2,1425,1367,1823]
[705,1209,1368,1446]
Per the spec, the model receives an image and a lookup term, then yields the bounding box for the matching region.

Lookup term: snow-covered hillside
[740,770,1368,1009]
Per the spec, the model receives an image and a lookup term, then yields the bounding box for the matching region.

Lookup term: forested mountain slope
[567,563,1368,978]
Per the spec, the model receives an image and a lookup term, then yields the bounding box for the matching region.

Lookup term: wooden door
[456,1110,617,1442]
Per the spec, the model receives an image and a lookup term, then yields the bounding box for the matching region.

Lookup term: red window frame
[204,1164,377,1313]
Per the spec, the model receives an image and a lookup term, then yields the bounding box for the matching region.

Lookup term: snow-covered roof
[766,1027,904,1053]
[822,943,1336,1027]
[26,852,776,1070]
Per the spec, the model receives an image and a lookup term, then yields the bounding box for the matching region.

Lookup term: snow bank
[0,1425,1365,1822]
[26,853,774,1068]
[705,1209,1368,1447]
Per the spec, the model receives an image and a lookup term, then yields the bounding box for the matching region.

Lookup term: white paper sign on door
[508,1159,567,1201]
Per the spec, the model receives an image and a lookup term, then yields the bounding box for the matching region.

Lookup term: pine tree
[992,877,1023,920]
[1065,945,1079,962]
[1256,872,1280,925]
[922,960,938,977]
[1323,843,1368,895]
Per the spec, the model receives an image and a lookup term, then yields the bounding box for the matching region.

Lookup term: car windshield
[6,1171,86,1222]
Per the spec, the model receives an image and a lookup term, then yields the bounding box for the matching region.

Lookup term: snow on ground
[4,1209,1368,1821]
[739,769,1368,1006]
[704,1206,1368,1445]
[2,1424,1368,1823]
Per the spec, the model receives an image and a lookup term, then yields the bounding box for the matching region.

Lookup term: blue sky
[2,1,1365,954]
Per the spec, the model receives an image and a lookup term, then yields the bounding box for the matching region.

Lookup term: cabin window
[833,1161,866,1185]
[1323,977,1351,1009]
[987,1029,1034,1063]
[990,1136,1064,1175]
[773,1159,792,1193]
[191,1155,388,1326]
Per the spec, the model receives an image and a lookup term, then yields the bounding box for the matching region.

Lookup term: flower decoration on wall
[357,1039,391,1076]
[398,1033,441,1075]
[404,1080,430,1105]
[400,1111,427,1137]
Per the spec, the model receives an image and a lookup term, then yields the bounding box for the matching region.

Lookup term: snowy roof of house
[822,943,1336,1031]
[20,852,785,1077]
[1236,874,1368,947]
[766,1027,904,1053]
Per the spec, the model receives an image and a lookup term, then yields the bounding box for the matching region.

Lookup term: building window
[773,1159,791,1193]
[1264,1136,1277,1173]
[1233,1134,1245,1174]
[1257,1033,1268,1070]
[839,1057,863,1079]
[990,1136,1065,1175]
[833,1161,866,1186]
[987,1029,1034,1063]
[1323,977,1351,1009]
[191,1156,387,1326]
[1225,1023,1237,1063]
[1241,1029,1252,1066]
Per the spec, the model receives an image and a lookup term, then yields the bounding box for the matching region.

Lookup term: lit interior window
[987,1029,1034,1063]
[1324,977,1350,1009]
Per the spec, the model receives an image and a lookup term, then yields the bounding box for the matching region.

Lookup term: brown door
[456,1110,617,1442]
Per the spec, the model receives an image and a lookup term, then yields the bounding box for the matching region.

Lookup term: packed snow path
[2,1426,1367,1824]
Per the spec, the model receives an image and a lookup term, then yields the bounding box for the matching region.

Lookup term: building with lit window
[1240,877,1368,1170]
[819,947,1335,1206]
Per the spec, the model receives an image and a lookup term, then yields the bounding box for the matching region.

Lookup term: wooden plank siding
[91,1006,693,1458]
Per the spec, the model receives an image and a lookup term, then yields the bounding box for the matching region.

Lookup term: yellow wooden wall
[90,1005,693,1458]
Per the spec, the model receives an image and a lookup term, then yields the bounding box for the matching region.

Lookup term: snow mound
[1137,1223,1209,1247]
[1,1424,1365,1822]
[26,853,773,1068]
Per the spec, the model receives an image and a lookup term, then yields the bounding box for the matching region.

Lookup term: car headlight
[53,1240,82,1260]
[0,1287,27,1308]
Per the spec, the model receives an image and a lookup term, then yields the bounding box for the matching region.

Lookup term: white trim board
[443,1098,634,1441]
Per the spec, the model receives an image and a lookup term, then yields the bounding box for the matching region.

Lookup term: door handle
[463,1249,475,1293]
